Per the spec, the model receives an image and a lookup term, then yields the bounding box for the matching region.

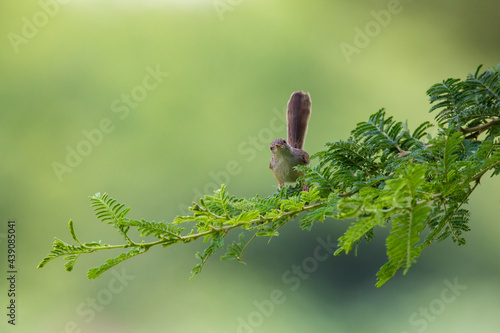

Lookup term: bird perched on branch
[269,91,311,189]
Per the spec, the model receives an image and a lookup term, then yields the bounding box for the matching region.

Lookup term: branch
[38,64,500,286]
[460,117,500,135]
[72,202,324,254]
[420,180,479,248]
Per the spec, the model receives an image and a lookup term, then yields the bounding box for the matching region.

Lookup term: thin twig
[460,117,500,135]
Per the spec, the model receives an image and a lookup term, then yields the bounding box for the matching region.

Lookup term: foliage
[38,66,500,287]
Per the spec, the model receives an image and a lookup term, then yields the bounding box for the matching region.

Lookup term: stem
[80,202,323,253]
[471,160,500,182]
[420,181,479,248]
[239,232,258,262]
[65,157,499,263]
[460,118,500,135]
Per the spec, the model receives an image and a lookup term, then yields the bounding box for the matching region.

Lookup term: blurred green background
[1,0,499,332]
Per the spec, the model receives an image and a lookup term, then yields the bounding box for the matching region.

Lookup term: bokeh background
[1,0,499,332]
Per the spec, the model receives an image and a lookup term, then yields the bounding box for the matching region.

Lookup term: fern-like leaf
[221,232,247,263]
[89,192,131,225]
[352,109,408,152]
[427,78,463,124]
[377,202,430,287]
[87,247,142,279]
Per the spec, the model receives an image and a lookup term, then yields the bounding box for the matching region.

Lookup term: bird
[269,91,311,189]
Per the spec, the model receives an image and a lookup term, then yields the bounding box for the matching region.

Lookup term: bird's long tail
[287,91,311,150]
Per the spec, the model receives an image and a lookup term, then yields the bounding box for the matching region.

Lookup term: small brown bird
[269,91,311,189]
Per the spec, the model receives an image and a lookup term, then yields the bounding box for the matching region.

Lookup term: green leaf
[336,215,380,255]
[299,205,334,231]
[351,109,408,152]
[376,203,430,287]
[123,219,184,240]
[87,247,142,279]
[89,193,131,226]
[300,187,321,203]
[63,253,80,272]
[221,232,247,263]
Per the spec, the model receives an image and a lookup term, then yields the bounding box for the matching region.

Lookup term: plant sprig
[38,65,500,286]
